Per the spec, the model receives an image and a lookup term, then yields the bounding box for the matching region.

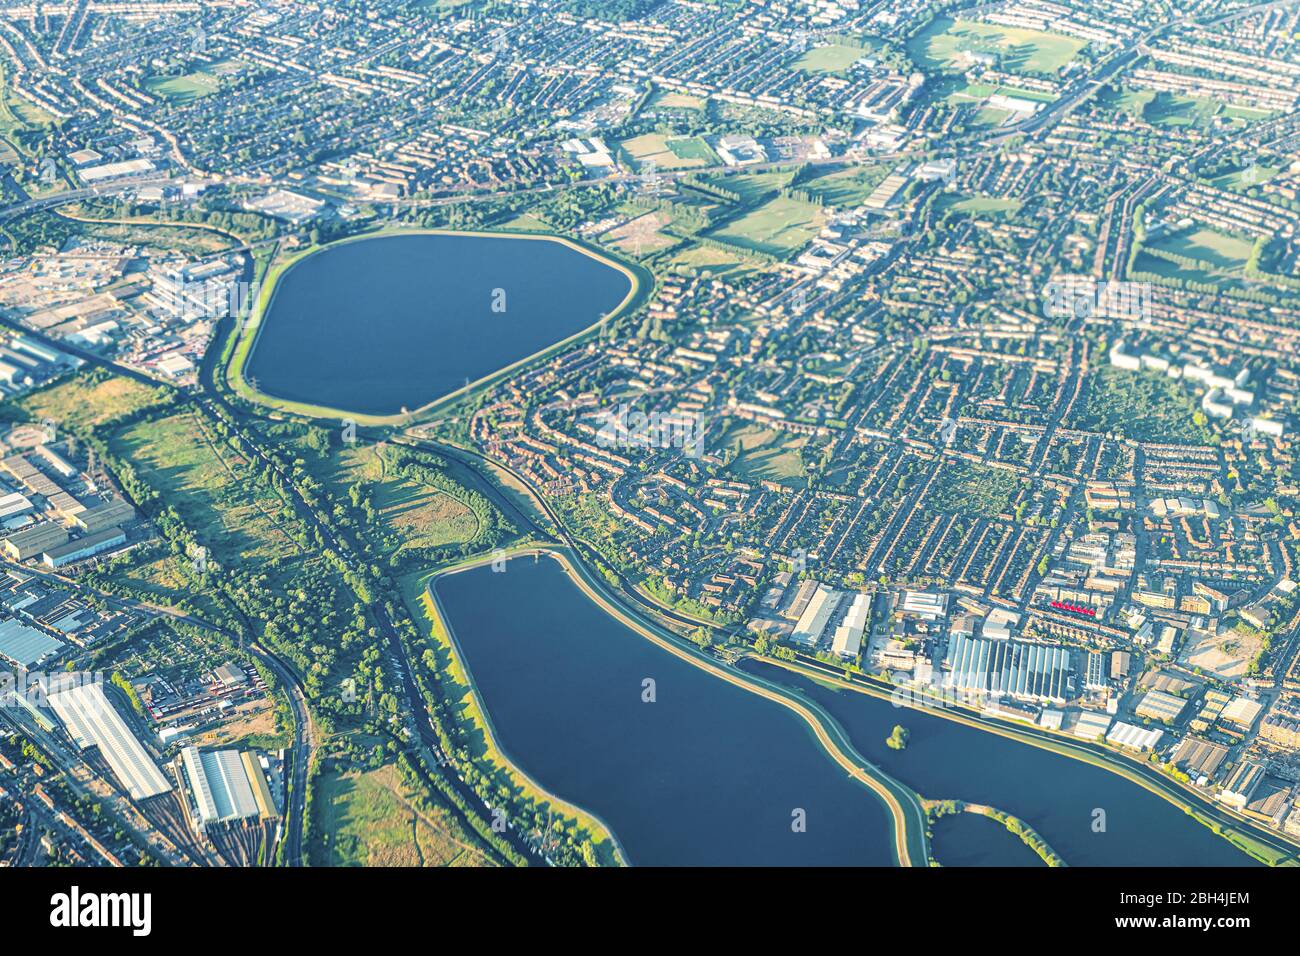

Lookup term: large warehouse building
[943,635,1074,705]
[47,681,172,800]
[181,746,277,831]
[0,616,64,668]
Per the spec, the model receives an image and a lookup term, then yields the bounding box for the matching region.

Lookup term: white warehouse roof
[181,746,260,825]
[1106,720,1163,752]
[47,681,172,800]
[831,592,871,658]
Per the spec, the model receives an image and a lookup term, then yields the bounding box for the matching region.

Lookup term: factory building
[2,522,69,560]
[42,527,127,568]
[1134,688,1190,724]
[900,590,948,621]
[47,681,172,801]
[181,746,278,832]
[943,635,1074,704]
[831,593,871,659]
[790,584,841,647]
[0,617,64,668]
[73,499,136,534]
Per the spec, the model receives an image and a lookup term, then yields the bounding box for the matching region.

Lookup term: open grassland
[972,105,1014,127]
[1101,88,1265,130]
[1209,164,1280,191]
[110,410,301,563]
[709,194,825,259]
[144,59,246,105]
[719,420,808,487]
[15,372,170,431]
[103,550,229,620]
[378,481,478,551]
[907,17,1085,75]
[315,763,497,867]
[647,89,706,110]
[58,207,240,256]
[1139,91,1225,128]
[664,242,759,277]
[667,136,719,164]
[601,210,678,254]
[793,43,871,74]
[1132,252,1245,290]
[945,80,1058,104]
[496,211,551,232]
[0,65,55,162]
[317,443,480,551]
[802,164,891,207]
[1148,226,1254,271]
[705,167,795,203]
[938,193,1024,217]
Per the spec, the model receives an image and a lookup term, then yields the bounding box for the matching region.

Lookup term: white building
[791,584,842,647]
[831,592,871,658]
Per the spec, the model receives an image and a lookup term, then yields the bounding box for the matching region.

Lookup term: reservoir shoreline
[424,547,930,867]
[228,227,650,426]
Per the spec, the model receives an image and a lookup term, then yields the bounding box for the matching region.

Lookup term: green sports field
[1147,226,1254,271]
[907,17,1085,75]
[793,43,872,74]
[144,59,246,104]
[709,194,825,259]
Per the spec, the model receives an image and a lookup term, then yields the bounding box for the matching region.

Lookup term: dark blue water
[435,557,894,866]
[931,811,1045,867]
[436,556,1264,866]
[739,660,1260,867]
[246,232,633,415]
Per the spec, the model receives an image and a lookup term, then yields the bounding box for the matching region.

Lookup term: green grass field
[621,133,712,170]
[907,17,1085,75]
[709,194,825,259]
[0,64,55,163]
[664,242,759,278]
[314,763,497,867]
[647,89,706,111]
[667,136,719,164]
[313,443,480,552]
[144,59,246,105]
[1140,91,1223,128]
[1132,252,1244,289]
[1148,226,1254,271]
[110,410,302,564]
[15,373,171,432]
[801,164,891,207]
[1101,87,1266,130]
[102,550,229,622]
[719,420,808,487]
[945,81,1058,105]
[938,194,1024,217]
[793,43,872,74]
[1209,164,1280,191]
[704,168,796,203]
